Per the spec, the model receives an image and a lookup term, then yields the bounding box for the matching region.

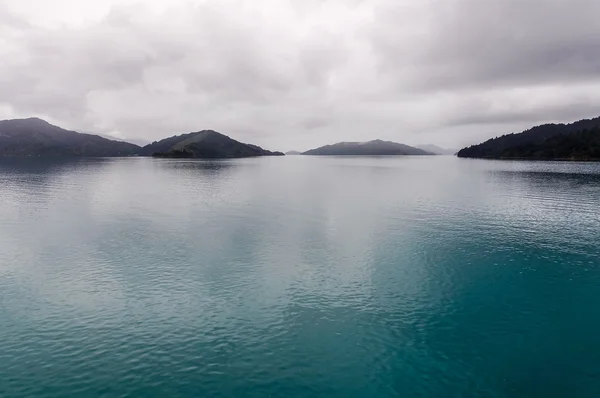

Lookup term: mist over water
[1,156,599,397]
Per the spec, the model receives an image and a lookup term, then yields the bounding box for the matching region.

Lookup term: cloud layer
[2,0,600,150]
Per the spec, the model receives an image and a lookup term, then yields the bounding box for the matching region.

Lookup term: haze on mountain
[99,134,150,148]
[285,151,302,155]
[2,0,600,149]
[0,118,140,157]
[303,140,432,156]
[415,145,458,156]
[457,116,600,160]
[144,130,283,158]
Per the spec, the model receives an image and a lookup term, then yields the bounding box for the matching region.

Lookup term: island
[458,117,600,160]
[302,139,433,156]
[141,130,284,158]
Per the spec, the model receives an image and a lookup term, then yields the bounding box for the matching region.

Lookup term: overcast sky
[1,0,600,151]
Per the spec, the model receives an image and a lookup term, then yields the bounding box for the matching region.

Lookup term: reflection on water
[1,156,599,397]
[154,158,238,174]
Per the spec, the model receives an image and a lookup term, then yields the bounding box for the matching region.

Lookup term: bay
[1,156,599,397]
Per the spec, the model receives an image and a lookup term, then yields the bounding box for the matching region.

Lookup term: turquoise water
[1,156,599,397]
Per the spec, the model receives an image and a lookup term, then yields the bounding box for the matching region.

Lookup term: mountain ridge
[303,139,433,156]
[457,117,600,160]
[0,118,141,157]
[0,118,284,159]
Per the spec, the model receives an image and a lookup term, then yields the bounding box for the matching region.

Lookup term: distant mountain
[0,118,141,157]
[303,140,433,156]
[141,130,284,158]
[285,150,302,155]
[416,144,457,155]
[98,134,149,147]
[126,138,151,147]
[457,117,600,160]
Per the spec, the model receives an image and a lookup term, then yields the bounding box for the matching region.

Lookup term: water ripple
[1,157,600,397]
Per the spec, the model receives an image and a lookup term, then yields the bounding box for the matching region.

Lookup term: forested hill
[458,117,600,160]
[0,118,141,157]
[143,130,284,158]
[138,132,200,156]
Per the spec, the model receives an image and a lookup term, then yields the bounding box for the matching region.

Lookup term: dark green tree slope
[143,130,284,158]
[458,117,600,160]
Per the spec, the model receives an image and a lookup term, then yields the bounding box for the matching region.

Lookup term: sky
[1,0,600,151]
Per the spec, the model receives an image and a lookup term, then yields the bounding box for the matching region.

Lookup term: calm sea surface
[1,156,599,397]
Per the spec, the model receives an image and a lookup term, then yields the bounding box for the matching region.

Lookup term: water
[1,156,599,397]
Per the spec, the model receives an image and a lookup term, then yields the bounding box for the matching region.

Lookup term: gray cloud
[1,0,600,151]
[370,0,600,92]
[448,101,600,129]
